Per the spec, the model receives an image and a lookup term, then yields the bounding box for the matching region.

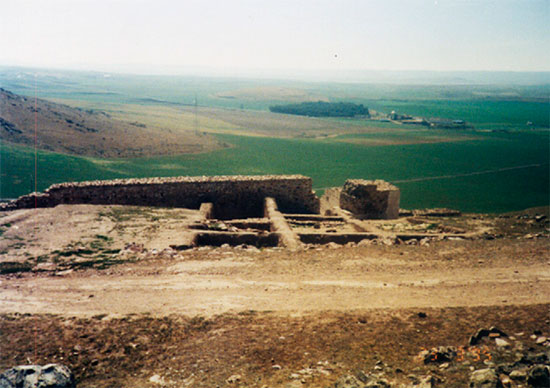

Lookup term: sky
[1,0,549,76]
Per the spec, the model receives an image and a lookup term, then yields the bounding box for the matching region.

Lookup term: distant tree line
[269,101,369,117]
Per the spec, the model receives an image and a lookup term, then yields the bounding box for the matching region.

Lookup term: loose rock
[469,368,502,388]
[0,364,75,388]
[494,338,510,348]
[508,369,527,381]
[536,336,548,345]
[470,327,508,346]
[226,374,241,384]
[527,364,550,387]
[149,374,166,385]
[357,239,372,247]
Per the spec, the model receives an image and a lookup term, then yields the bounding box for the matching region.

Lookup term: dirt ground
[0,205,549,387]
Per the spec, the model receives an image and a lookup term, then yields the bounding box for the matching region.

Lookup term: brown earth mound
[0,88,221,157]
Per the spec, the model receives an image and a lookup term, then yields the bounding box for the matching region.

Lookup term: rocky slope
[0,88,220,157]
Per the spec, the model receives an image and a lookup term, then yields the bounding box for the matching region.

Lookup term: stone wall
[1,175,320,219]
[264,197,302,249]
[340,179,400,219]
[320,179,400,219]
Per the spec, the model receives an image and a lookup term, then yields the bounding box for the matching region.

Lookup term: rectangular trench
[193,232,280,247]
[298,233,378,245]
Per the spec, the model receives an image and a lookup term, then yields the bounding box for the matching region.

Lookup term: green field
[364,99,549,129]
[2,130,548,213]
[2,68,548,128]
[1,67,548,213]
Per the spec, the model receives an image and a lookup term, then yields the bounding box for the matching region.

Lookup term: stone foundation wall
[320,180,400,219]
[264,197,301,249]
[339,179,400,219]
[1,175,320,219]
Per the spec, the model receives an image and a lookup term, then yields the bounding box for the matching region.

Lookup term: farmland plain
[0,67,548,213]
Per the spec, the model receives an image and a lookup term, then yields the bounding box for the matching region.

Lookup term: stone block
[339,179,400,219]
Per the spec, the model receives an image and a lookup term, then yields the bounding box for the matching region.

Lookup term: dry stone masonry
[1,175,415,248]
[1,175,320,219]
[2,176,401,221]
[320,179,400,219]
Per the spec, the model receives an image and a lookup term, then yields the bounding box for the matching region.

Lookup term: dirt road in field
[2,238,549,318]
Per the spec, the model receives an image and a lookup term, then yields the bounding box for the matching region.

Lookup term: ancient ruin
[1,174,469,248]
[1,175,320,219]
[320,179,400,219]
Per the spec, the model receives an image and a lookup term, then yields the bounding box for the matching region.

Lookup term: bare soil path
[1,239,549,318]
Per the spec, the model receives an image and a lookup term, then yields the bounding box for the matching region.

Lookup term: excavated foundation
[3,175,469,248]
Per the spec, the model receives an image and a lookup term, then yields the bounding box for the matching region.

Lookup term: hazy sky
[1,0,549,75]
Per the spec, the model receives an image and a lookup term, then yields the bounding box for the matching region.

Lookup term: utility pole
[194,93,199,135]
